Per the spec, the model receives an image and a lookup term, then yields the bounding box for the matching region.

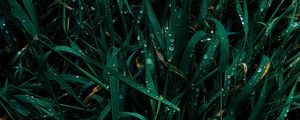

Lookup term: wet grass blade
[119,112,147,120]
[209,18,229,72]
[8,0,38,36]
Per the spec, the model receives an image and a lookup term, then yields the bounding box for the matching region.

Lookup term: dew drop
[22,19,26,23]
[119,95,124,99]
[146,58,153,65]
[196,88,200,92]
[170,38,174,42]
[139,10,143,13]
[90,6,95,11]
[203,54,208,59]
[168,46,174,51]
[257,68,262,73]
[137,36,141,40]
[2,23,5,26]
[168,33,172,37]
[289,64,293,68]
[80,6,84,10]
[207,38,211,41]
[76,75,79,78]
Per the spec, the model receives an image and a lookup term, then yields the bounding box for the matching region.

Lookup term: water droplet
[249,83,252,86]
[196,88,200,92]
[119,95,124,99]
[76,75,79,78]
[203,54,208,59]
[257,68,262,73]
[210,30,214,34]
[146,58,153,65]
[137,36,141,40]
[170,38,174,42]
[289,64,293,68]
[2,23,5,26]
[168,46,174,51]
[112,64,116,67]
[143,43,147,48]
[80,6,84,10]
[165,107,170,111]
[107,72,111,75]
[17,51,21,55]
[207,38,211,41]
[139,10,143,13]
[168,33,172,37]
[22,19,26,23]
[147,89,150,93]
[90,6,95,11]
[168,4,171,7]
[221,88,224,91]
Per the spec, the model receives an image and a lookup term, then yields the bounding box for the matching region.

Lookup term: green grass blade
[22,0,39,31]
[209,18,229,73]
[98,101,112,120]
[119,112,147,120]
[144,0,165,51]
[179,31,206,70]
[277,78,299,120]
[8,0,38,36]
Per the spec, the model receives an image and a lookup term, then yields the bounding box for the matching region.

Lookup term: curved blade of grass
[228,56,270,110]
[209,18,229,72]
[107,47,120,120]
[249,78,269,120]
[277,78,299,120]
[236,0,249,50]
[179,31,206,70]
[48,45,109,90]
[145,50,158,114]
[22,0,39,31]
[121,78,180,111]
[144,0,165,51]
[45,71,85,106]
[98,101,112,120]
[8,0,38,36]
[119,112,147,120]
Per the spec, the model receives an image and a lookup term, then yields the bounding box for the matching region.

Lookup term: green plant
[0,0,300,119]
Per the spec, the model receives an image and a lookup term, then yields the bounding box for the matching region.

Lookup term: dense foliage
[0,0,300,119]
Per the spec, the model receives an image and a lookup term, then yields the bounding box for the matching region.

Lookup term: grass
[0,0,300,119]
